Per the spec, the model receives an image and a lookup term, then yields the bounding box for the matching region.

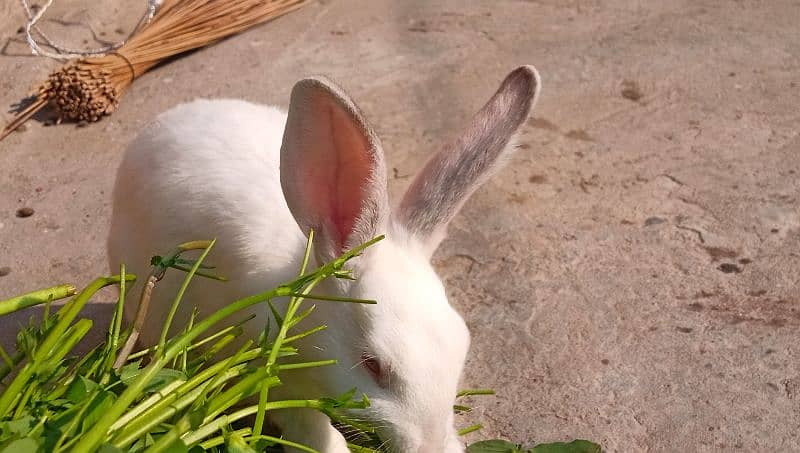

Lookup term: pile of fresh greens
[0,236,600,453]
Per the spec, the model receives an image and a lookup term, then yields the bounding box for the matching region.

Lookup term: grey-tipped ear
[280,76,389,261]
[396,65,541,256]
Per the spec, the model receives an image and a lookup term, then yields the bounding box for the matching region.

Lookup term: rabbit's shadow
[0,302,114,357]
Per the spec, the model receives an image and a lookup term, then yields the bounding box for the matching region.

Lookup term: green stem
[144,412,192,453]
[12,377,35,419]
[42,318,93,371]
[249,435,319,453]
[254,229,315,439]
[182,401,329,447]
[104,265,130,376]
[199,428,251,449]
[186,330,240,371]
[180,308,198,373]
[0,283,77,316]
[0,345,13,368]
[283,325,327,343]
[110,379,187,438]
[127,319,248,361]
[204,364,270,420]
[158,239,216,353]
[285,305,316,329]
[347,444,381,453]
[282,292,377,304]
[170,264,228,281]
[207,341,256,399]
[0,351,22,383]
[458,423,483,436]
[456,388,496,398]
[276,359,336,371]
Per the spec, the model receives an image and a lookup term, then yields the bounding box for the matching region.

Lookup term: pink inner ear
[282,77,386,257]
[323,101,373,251]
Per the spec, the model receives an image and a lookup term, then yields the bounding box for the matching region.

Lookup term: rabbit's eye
[361,353,383,382]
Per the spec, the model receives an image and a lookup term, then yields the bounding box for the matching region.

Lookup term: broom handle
[0,96,48,142]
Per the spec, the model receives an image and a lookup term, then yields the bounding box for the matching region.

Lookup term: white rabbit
[108,65,540,453]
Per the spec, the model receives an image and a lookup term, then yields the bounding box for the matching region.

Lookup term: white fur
[109,67,540,453]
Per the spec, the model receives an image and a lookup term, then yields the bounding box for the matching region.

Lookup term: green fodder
[0,234,600,453]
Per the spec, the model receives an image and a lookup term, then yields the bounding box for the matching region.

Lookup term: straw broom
[0,0,307,141]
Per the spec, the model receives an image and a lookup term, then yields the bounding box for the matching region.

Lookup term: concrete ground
[1,0,799,451]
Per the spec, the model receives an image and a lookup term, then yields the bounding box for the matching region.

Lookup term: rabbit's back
[108,99,306,344]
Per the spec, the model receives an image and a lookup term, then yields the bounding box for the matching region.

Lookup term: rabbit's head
[279,66,541,452]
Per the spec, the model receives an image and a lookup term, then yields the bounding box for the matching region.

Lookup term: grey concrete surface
[1,0,799,451]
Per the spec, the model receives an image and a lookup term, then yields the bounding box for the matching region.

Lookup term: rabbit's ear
[281,77,389,260]
[396,65,541,256]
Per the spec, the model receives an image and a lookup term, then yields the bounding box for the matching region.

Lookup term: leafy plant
[0,234,600,453]
[467,439,601,453]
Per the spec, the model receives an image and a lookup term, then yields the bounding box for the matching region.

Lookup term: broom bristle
[1,0,307,141]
